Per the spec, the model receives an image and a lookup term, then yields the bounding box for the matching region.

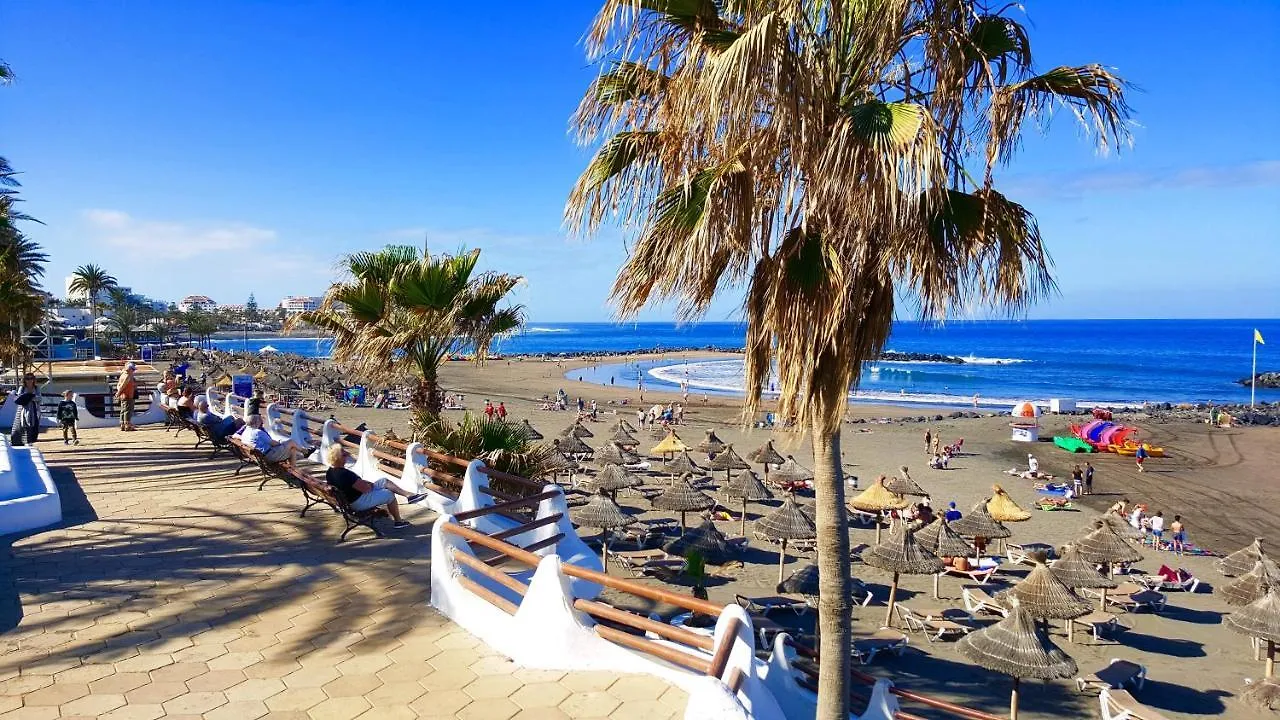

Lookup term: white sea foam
[525,327,573,333]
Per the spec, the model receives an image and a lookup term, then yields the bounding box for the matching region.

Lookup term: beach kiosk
[1010,400,1041,442]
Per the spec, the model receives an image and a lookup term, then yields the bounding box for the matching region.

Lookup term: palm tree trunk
[811,426,852,720]
[90,300,98,359]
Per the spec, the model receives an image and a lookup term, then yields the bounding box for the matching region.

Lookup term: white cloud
[82,209,278,260]
[1002,159,1280,199]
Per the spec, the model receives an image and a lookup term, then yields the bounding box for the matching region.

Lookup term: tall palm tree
[567,3,1132,715]
[68,263,117,358]
[105,288,142,354]
[294,245,524,431]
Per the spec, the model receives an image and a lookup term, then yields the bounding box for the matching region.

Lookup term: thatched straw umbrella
[848,476,908,543]
[545,446,580,482]
[517,419,544,441]
[652,478,716,532]
[916,518,975,599]
[707,444,751,483]
[778,563,819,599]
[694,429,727,456]
[649,430,688,459]
[1225,560,1275,607]
[572,490,634,569]
[1074,520,1143,610]
[1228,589,1280,678]
[664,517,733,564]
[1050,544,1118,592]
[665,451,703,478]
[617,419,637,433]
[884,465,928,497]
[583,464,643,500]
[998,563,1092,641]
[746,440,786,483]
[609,426,640,447]
[864,522,944,626]
[987,485,1031,522]
[958,599,1078,720]
[951,500,1013,556]
[1084,513,1144,541]
[723,469,773,535]
[1220,538,1266,577]
[754,495,817,583]
[769,455,813,487]
[595,441,640,467]
[556,433,593,459]
[561,422,594,439]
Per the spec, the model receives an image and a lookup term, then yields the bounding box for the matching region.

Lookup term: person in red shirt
[496,402,507,420]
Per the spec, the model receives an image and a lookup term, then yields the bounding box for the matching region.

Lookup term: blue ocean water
[211,319,1280,407]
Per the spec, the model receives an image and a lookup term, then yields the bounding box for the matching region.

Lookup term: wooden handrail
[707,616,742,679]
[574,598,715,652]
[331,421,364,436]
[277,416,294,426]
[421,465,462,486]
[485,533,564,566]
[478,485,521,503]
[370,448,406,465]
[338,438,360,451]
[441,522,724,616]
[457,576,518,615]
[375,462,403,478]
[725,667,745,694]
[594,625,711,674]
[490,514,563,541]
[453,549,531,596]
[453,490,560,522]
[477,465,545,491]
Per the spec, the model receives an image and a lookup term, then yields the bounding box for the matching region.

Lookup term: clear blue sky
[3,1,1278,321]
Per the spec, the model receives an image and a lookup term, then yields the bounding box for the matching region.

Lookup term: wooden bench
[286,467,389,541]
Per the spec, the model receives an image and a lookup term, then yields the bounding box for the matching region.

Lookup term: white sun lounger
[1077,658,1147,693]
[894,605,973,642]
[962,586,1009,616]
[1099,688,1171,720]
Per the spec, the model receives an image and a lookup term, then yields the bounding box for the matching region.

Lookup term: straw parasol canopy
[572,490,634,568]
[556,434,594,458]
[958,599,1078,720]
[1050,544,1118,591]
[723,469,773,535]
[917,517,978,599]
[864,522,945,625]
[1074,519,1144,610]
[997,563,1091,621]
[1224,560,1274,607]
[778,563,819,597]
[694,429,727,455]
[884,466,928,497]
[609,426,640,447]
[746,440,786,482]
[951,500,1013,542]
[561,422,594,438]
[849,476,908,543]
[769,455,813,486]
[706,445,751,482]
[649,430,688,458]
[583,464,643,498]
[617,419,637,433]
[517,419,543,440]
[545,447,580,476]
[665,451,703,477]
[651,478,716,532]
[595,441,640,466]
[1220,538,1266,577]
[753,495,817,583]
[664,518,734,564]
[1085,513,1144,541]
[1228,589,1280,678]
[987,485,1032,522]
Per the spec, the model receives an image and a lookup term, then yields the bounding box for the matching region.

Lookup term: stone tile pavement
[0,425,687,719]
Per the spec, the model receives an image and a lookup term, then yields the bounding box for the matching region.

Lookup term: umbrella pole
[741,499,748,536]
[1269,640,1276,678]
[601,533,609,574]
[885,572,899,627]
[933,572,940,599]
[680,511,687,533]
[1010,677,1020,720]
[875,517,882,544]
[778,540,787,584]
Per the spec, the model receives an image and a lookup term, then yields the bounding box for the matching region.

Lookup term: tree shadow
[1139,679,1231,714]
[1160,605,1224,626]
[1119,630,1206,657]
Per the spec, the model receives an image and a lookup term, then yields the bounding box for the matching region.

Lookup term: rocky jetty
[515,348,971,363]
[1239,372,1280,389]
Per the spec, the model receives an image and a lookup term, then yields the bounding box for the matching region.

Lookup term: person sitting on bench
[325,445,426,529]
[236,414,305,467]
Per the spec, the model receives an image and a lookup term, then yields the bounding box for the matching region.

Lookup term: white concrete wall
[0,437,61,535]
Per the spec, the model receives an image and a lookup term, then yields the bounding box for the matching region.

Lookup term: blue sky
[3,1,1278,321]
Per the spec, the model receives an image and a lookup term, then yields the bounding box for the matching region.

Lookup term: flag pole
[1253,332,1258,411]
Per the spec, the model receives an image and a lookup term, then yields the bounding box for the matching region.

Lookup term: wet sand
[306,353,1280,718]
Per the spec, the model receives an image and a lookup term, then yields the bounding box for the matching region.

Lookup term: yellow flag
[1257,329,1266,345]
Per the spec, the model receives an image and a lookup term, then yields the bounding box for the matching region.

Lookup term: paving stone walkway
[0,425,686,719]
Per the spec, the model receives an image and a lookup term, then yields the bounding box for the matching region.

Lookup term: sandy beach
[282,352,1280,718]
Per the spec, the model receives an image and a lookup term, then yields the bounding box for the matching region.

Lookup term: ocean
[209,319,1279,409]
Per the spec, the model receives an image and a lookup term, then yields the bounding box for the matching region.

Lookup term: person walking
[1170,515,1186,555]
[924,429,932,455]
[1084,462,1095,495]
[1135,443,1148,472]
[1150,511,1166,549]
[1071,465,1084,496]
[56,390,80,445]
[9,374,42,446]
[115,363,138,431]
[496,402,507,420]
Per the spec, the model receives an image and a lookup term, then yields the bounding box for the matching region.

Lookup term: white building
[64,277,132,305]
[177,295,218,313]
[48,307,95,328]
[279,296,321,314]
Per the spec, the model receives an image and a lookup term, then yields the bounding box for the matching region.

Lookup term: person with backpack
[9,374,42,446]
[56,390,80,445]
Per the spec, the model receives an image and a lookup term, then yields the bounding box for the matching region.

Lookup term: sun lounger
[1137,566,1200,593]
[962,587,1008,617]
[852,629,909,665]
[736,595,809,615]
[607,548,686,577]
[1077,658,1147,693]
[1086,585,1167,614]
[942,565,997,584]
[1071,611,1123,642]
[1006,543,1054,566]
[1099,688,1172,720]
[894,605,973,642]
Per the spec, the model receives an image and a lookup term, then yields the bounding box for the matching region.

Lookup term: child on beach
[1084,462,1094,494]
[1135,444,1148,472]
[56,390,80,445]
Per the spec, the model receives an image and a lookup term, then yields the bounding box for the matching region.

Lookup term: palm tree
[294,245,524,431]
[419,413,558,485]
[567,3,1132,715]
[183,308,219,350]
[68,263,117,358]
[104,288,143,354]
